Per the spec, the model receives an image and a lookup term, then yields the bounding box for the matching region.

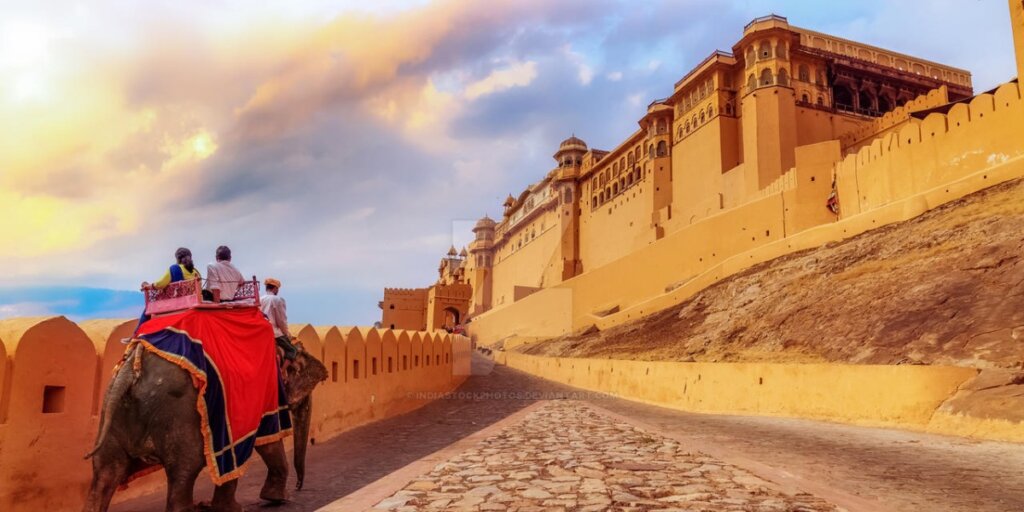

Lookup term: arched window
[858,89,875,113]
[592,196,597,208]
[776,41,788,60]
[834,85,854,110]
[648,144,654,158]
[816,96,824,106]
[759,41,771,59]
[692,115,697,126]
[656,140,667,157]
[613,162,618,174]
[878,95,893,113]
[801,93,809,103]
[747,74,756,91]
[746,47,756,67]
[605,186,611,198]
[798,64,809,82]
[613,183,619,194]
[817,71,825,85]
[620,157,625,170]
[707,105,713,118]
[634,147,641,162]
[685,120,690,132]
[620,178,625,190]
[677,125,683,138]
[627,153,634,166]
[700,111,705,123]
[760,68,774,86]
[777,68,789,86]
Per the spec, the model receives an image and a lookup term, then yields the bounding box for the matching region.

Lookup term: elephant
[83,342,327,512]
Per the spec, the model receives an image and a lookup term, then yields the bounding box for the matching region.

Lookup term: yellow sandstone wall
[0,317,471,512]
[490,215,562,308]
[494,352,1022,442]
[1013,0,1024,80]
[469,83,1024,342]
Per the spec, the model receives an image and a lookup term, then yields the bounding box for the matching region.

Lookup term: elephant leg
[208,479,243,512]
[291,395,312,491]
[164,462,202,512]
[256,440,289,503]
[81,446,130,512]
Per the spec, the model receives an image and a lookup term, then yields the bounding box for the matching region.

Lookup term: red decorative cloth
[135,307,291,483]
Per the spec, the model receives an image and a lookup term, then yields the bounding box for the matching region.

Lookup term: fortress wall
[470,83,1024,347]
[0,317,468,512]
[494,351,1021,442]
[562,193,787,326]
[579,180,654,272]
[466,287,574,345]
[837,82,1024,216]
[490,216,562,309]
[0,317,100,512]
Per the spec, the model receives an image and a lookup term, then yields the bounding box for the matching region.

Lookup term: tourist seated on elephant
[132,247,201,335]
[203,245,245,303]
[144,247,201,290]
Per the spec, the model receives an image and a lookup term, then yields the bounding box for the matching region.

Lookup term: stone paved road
[113,354,1024,512]
[371,400,838,511]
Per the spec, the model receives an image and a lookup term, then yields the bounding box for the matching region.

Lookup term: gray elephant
[83,343,327,512]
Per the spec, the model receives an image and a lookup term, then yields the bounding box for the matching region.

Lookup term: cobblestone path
[113,355,1024,512]
[372,401,837,512]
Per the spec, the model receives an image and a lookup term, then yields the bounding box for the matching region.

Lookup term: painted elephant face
[284,349,328,405]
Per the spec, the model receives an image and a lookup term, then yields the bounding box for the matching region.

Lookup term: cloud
[465,61,538,100]
[0,0,1016,325]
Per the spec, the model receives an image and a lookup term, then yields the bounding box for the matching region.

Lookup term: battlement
[0,317,469,511]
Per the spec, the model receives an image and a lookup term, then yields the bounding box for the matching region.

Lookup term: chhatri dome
[473,215,497,231]
[558,134,588,153]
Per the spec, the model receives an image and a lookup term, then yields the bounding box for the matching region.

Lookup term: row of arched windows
[745,40,788,67]
[590,167,644,209]
[747,68,789,90]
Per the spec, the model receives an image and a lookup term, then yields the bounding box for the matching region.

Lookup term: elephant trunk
[86,343,141,459]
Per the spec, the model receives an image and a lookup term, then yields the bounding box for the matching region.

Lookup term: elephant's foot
[197,501,242,512]
[205,480,243,512]
[259,472,288,503]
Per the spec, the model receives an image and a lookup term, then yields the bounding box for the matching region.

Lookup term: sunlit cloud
[465,61,538,100]
[0,0,1015,323]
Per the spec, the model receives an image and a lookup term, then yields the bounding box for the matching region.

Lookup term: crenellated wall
[837,82,1024,216]
[0,317,470,512]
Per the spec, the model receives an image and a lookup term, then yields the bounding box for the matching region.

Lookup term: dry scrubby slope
[521,177,1024,370]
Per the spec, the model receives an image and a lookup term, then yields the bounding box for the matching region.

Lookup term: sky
[0,0,1017,325]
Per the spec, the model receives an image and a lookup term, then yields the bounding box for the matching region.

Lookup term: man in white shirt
[262,278,298,368]
[205,245,245,302]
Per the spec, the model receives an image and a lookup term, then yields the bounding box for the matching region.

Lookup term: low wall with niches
[0,317,471,512]
[495,351,1023,442]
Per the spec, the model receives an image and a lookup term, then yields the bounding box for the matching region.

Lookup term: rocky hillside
[520,177,1024,371]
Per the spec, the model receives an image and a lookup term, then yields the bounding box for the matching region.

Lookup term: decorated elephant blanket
[134,307,292,483]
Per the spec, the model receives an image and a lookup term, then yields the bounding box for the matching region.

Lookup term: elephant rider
[142,247,201,290]
[262,278,299,373]
[132,247,202,337]
[204,245,245,302]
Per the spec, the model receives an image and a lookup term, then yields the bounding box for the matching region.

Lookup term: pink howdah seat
[144,278,261,316]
